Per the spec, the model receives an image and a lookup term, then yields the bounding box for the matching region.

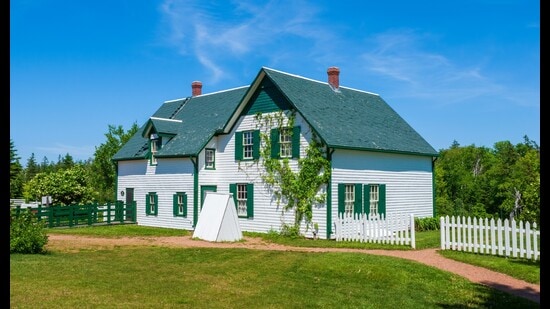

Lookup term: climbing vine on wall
[253,110,331,230]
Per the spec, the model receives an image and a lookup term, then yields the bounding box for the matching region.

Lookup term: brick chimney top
[191,81,202,96]
[327,67,340,89]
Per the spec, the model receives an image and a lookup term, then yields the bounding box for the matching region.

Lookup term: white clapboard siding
[440,215,540,261]
[334,213,416,248]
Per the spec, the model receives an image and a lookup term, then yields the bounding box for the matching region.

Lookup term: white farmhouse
[113,67,439,239]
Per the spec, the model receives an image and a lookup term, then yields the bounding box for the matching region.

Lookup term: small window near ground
[173,192,187,217]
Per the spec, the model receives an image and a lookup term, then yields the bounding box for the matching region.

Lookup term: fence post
[410,214,415,249]
[107,202,111,224]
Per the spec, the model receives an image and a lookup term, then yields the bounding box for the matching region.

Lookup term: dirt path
[46,234,540,304]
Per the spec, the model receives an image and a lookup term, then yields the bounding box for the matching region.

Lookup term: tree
[253,111,331,233]
[25,153,40,182]
[23,164,97,205]
[89,123,139,203]
[10,139,24,198]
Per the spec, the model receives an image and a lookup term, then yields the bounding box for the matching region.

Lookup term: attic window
[150,134,161,165]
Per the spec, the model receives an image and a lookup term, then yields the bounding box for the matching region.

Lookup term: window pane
[237,184,248,216]
[345,185,354,215]
[243,132,253,159]
[280,128,292,158]
[370,185,379,216]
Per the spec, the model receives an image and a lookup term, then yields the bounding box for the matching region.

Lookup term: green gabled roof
[142,117,182,138]
[112,124,149,161]
[114,66,438,162]
[262,67,438,156]
[113,87,248,161]
[155,86,249,157]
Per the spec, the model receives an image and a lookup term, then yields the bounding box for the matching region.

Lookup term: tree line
[10,127,540,226]
[10,123,139,205]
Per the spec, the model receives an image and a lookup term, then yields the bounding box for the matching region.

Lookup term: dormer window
[150,133,161,165]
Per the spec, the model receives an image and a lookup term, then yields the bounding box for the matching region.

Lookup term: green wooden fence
[11,201,137,228]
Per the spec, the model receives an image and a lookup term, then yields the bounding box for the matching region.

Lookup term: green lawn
[9,225,539,308]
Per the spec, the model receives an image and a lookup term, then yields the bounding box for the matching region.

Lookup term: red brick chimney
[191,81,202,96]
[327,67,340,89]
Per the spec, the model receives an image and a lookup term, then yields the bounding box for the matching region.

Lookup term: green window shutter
[354,183,362,215]
[364,184,371,217]
[271,128,280,159]
[153,194,158,215]
[292,126,300,158]
[253,130,260,159]
[229,184,237,211]
[173,194,178,216]
[145,195,151,215]
[337,183,345,215]
[246,183,254,218]
[378,184,386,216]
[235,132,243,160]
[182,193,188,217]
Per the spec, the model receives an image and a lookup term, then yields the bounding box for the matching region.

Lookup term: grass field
[10,225,540,308]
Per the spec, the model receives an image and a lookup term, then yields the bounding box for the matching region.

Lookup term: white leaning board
[193,192,243,242]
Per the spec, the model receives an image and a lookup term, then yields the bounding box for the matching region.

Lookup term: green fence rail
[10,201,137,228]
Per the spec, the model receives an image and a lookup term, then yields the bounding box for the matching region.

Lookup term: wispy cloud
[358,29,513,107]
[159,0,332,83]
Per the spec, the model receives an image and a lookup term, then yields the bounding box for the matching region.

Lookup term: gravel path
[47,234,540,304]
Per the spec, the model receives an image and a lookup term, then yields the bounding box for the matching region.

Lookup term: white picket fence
[440,215,540,261]
[334,213,416,248]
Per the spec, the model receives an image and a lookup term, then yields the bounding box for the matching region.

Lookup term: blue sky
[10,0,540,165]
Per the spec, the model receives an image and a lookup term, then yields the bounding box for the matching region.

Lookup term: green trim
[200,185,217,209]
[229,184,237,210]
[379,184,386,216]
[337,183,345,215]
[326,145,439,158]
[354,183,362,215]
[114,162,118,202]
[432,158,437,217]
[270,128,280,159]
[252,130,260,159]
[191,157,199,227]
[246,183,254,218]
[326,148,333,239]
[173,192,188,217]
[145,192,158,216]
[235,131,243,160]
[292,126,300,158]
[364,184,371,216]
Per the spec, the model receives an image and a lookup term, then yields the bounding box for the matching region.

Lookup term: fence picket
[334,212,415,248]
[440,215,539,261]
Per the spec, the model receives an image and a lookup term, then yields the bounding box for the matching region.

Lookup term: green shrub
[10,208,49,254]
[415,217,440,232]
[278,223,304,239]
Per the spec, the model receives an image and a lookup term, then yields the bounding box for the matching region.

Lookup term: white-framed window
[146,192,158,216]
[237,184,248,217]
[150,134,161,165]
[369,185,379,216]
[243,131,254,160]
[279,128,292,158]
[345,184,354,215]
[205,148,215,169]
[173,192,187,217]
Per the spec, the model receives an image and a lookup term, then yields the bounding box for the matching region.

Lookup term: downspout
[190,156,199,227]
[432,157,438,218]
[326,147,335,239]
[113,160,119,202]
